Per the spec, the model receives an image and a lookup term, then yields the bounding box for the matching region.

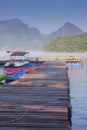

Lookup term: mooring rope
[0,108,29,126]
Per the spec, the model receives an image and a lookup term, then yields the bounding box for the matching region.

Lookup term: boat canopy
[10,52,29,56]
[7,50,22,53]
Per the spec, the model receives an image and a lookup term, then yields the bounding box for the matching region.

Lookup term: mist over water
[0,50,87,59]
[28,52,87,61]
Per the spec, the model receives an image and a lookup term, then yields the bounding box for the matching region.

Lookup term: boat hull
[4,62,35,74]
[24,66,38,73]
[5,70,25,82]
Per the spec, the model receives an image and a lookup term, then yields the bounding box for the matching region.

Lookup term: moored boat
[4,62,34,75]
[5,70,25,82]
[4,51,30,74]
[24,66,38,73]
[0,73,7,81]
[65,56,83,69]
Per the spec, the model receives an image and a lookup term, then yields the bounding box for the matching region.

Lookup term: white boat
[65,56,83,69]
[4,51,30,74]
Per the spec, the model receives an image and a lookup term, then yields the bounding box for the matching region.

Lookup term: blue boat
[5,70,25,82]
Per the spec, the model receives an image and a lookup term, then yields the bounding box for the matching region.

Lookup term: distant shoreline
[0,51,87,60]
[30,52,87,59]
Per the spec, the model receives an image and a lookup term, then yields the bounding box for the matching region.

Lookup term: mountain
[0,19,85,51]
[0,18,45,51]
[47,22,84,40]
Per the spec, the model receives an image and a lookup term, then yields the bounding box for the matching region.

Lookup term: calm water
[0,52,87,130]
[68,59,87,130]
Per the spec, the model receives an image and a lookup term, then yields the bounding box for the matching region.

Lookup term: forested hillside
[44,33,87,52]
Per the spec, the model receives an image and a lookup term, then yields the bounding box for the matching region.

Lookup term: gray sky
[0,0,87,34]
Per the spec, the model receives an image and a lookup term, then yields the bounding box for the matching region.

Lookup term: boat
[5,70,25,82]
[29,57,45,64]
[0,50,22,66]
[4,62,35,75]
[4,51,30,74]
[0,73,7,81]
[65,56,83,69]
[4,63,39,74]
[24,66,38,73]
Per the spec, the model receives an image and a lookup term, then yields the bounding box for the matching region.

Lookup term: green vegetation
[44,33,87,52]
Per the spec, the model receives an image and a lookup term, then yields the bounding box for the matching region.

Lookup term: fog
[0,50,87,60]
[29,51,87,60]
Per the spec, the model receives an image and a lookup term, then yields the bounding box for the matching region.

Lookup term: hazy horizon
[0,49,87,60]
[0,0,87,34]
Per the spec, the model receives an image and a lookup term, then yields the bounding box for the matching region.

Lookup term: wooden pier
[0,61,72,130]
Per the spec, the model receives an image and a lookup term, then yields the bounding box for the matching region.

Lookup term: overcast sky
[0,0,87,34]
